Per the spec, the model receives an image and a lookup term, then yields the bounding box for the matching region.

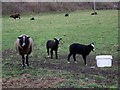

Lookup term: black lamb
[46,38,62,59]
[30,17,35,20]
[67,43,95,65]
[10,13,20,19]
[65,13,69,17]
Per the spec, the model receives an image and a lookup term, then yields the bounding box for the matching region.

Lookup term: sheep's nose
[22,43,25,47]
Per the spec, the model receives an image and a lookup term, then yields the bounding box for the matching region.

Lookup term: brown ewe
[15,34,33,68]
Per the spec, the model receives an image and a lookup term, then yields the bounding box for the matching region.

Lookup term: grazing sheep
[46,38,62,59]
[15,34,33,68]
[30,17,35,20]
[91,12,97,15]
[65,13,69,17]
[94,12,97,14]
[10,13,20,19]
[67,43,95,65]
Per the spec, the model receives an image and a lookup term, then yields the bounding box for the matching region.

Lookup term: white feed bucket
[96,55,112,67]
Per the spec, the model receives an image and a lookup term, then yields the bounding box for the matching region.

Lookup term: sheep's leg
[73,54,77,63]
[22,55,25,68]
[67,53,72,63]
[47,47,50,57]
[55,50,58,59]
[26,55,29,66]
[82,55,87,66]
[50,49,53,59]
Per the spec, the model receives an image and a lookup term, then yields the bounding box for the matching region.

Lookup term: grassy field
[2,10,118,88]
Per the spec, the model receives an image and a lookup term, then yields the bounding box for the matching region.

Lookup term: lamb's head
[89,43,95,52]
[54,38,62,45]
[10,15,13,18]
[18,34,30,48]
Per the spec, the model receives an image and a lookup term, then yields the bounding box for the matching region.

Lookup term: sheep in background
[15,34,33,68]
[91,12,97,15]
[46,38,62,59]
[67,43,95,65]
[65,13,69,17]
[10,13,20,19]
[30,17,35,20]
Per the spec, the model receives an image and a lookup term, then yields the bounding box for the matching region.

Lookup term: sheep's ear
[18,37,21,39]
[54,38,57,40]
[27,36,30,38]
[59,38,62,41]
[91,43,94,45]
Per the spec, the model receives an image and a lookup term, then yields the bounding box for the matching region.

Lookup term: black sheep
[30,17,35,20]
[91,12,97,15]
[94,12,97,14]
[10,13,20,19]
[46,38,62,59]
[65,13,69,17]
[67,43,95,65]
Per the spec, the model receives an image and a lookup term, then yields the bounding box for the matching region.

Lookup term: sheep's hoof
[47,56,50,58]
[22,65,25,69]
[75,61,77,64]
[67,61,70,64]
[25,64,29,67]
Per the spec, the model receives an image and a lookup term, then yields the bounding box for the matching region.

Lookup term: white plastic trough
[96,55,113,67]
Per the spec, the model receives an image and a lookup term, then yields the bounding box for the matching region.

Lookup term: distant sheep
[10,13,20,19]
[65,13,69,17]
[67,43,95,65]
[30,17,35,20]
[91,12,97,15]
[46,38,62,59]
[15,34,33,68]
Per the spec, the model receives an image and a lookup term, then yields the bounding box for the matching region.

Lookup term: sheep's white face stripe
[91,44,94,48]
[54,38,62,41]
[22,36,26,47]
[22,43,25,47]
[23,36,26,41]
[91,43,95,51]
[57,38,59,41]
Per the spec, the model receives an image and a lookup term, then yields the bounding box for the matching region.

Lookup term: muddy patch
[2,49,118,87]
[2,74,65,88]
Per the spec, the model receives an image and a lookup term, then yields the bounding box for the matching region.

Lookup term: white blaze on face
[91,43,95,51]
[22,36,26,47]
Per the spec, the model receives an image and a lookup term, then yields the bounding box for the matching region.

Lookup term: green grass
[2,10,118,55]
[2,10,118,88]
